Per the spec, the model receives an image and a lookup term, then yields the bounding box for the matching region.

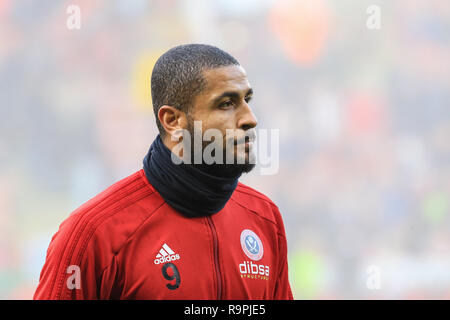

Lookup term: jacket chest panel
[117,205,276,299]
[118,211,216,299]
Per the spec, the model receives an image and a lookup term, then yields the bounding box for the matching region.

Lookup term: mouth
[234,140,254,155]
[243,141,253,148]
[234,136,255,146]
[234,141,254,153]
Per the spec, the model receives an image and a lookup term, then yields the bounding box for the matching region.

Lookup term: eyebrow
[211,88,254,105]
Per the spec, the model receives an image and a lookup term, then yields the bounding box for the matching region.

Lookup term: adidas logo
[154,243,180,265]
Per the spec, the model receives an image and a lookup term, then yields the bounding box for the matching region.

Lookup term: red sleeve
[272,206,294,300]
[33,213,117,300]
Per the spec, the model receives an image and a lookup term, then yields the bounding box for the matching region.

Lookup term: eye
[219,100,234,109]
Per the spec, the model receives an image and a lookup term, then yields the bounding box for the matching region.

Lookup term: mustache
[233,130,256,145]
[184,127,257,146]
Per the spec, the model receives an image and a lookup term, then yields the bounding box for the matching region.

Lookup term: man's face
[186,65,258,175]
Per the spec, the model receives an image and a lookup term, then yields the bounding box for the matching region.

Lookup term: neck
[142,134,241,218]
[160,134,179,153]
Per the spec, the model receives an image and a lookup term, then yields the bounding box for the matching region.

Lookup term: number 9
[161,263,181,290]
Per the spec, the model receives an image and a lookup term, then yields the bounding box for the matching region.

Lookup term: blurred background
[0,0,449,299]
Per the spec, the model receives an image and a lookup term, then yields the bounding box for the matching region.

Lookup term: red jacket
[34,169,293,299]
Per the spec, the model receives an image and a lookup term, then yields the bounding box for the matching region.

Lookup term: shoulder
[74,169,156,213]
[53,170,163,262]
[232,182,285,234]
[234,182,275,204]
[66,169,158,230]
[36,170,166,299]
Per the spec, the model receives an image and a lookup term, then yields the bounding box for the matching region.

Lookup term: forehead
[200,65,251,97]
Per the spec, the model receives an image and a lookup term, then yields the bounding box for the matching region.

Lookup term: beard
[185,119,256,178]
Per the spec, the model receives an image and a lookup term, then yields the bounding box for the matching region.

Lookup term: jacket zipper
[206,216,222,300]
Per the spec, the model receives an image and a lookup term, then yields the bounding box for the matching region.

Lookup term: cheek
[202,111,236,133]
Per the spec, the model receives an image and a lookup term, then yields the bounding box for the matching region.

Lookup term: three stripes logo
[154,243,180,265]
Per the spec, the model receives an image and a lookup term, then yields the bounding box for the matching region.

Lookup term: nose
[238,102,258,131]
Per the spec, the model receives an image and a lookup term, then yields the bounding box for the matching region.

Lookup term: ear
[158,105,188,139]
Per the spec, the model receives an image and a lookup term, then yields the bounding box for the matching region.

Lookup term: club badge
[240,229,264,261]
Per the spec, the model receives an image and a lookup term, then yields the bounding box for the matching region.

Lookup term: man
[34,44,293,299]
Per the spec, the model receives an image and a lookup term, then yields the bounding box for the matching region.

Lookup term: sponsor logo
[239,261,270,277]
[240,229,264,261]
[154,243,180,265]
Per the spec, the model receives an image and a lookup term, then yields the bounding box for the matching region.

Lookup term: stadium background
[0,0,449,299]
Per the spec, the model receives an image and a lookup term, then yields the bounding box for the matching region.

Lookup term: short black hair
[151,44,240,137]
